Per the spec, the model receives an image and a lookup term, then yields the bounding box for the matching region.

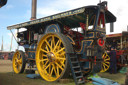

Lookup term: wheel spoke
[104,58,110,61]
[16,53,19,59]
[104,56,109,59]
[19,58,22,64]
[18,54,20,59]
[55,62,64,71]
[53,40,60,52]
[15,63,18,67]
[40,48,48,53]
[44,63,50,70]
[103,63,109,68]
[15,58,18,62]
[51,36,55,50]
[46,45,49,52]
[41,54,47,57]
[103,65,105,70]
[56,57,66,61]
[104,62,110,64]
[57,65,59,76]
[59,61,65,67]
[49,64,51,74]
[43,61,49,67]
[50,66,54,76]
[55,47,65,55]
[17,65,20,71]
[45,40,51,50]
[58,51,65,57]
[38,59,48,63]
[52,64,57,77]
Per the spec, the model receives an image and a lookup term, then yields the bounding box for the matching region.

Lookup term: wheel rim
[100,52,110,72]
[36,33,66,81]
[12,51,22,73]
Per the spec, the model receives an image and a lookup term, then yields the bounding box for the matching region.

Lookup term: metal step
[74,71,81,74]
[72,66,80,69]
[76,76,83,79]
[78,80,85,84]
[68,53,85,85]
[71,61,79,64]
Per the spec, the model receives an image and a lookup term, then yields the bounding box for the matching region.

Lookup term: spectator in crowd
[109,47,117,74]
[111,39,117,49]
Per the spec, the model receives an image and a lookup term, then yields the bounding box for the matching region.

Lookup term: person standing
[111,40,117,49]
[109,47,117,74]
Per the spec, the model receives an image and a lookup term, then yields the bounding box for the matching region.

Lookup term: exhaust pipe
[30,0,37,20]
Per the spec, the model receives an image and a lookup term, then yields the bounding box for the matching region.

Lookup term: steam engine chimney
[30,0,37,20]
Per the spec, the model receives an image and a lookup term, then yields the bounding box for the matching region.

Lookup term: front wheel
[12,50,26,73]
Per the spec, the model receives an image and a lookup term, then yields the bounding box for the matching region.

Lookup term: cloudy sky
[0,0,128,51]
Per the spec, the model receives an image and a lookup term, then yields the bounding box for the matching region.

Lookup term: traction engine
[7,1,116,85]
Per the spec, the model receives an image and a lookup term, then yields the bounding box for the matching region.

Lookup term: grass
[0,72,125,85]
[98,72,126,84]
[0,60,126,85]
[0,72,94,85]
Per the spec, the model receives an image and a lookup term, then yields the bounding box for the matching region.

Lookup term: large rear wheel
[36,33,72,82]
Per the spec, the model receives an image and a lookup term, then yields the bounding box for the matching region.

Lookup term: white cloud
[37,8,60,18]
[6,5,14,9]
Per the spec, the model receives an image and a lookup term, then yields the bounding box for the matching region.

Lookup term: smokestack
[110,23,114,32]
[30,0,37,20]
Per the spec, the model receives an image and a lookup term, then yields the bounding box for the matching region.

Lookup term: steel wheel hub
[47,52,56,62]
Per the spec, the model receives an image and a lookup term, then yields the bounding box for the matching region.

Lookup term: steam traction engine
[7,1,116,85]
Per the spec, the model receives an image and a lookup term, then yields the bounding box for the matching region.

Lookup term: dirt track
[0,60,12,73]
[0,60,126,85]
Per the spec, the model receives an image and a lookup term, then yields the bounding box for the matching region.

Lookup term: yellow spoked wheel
[36,33,69,82]
[100,52,110,72]
[12,50,26,74]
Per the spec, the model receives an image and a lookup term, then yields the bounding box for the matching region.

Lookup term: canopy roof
[7,5,116,30]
